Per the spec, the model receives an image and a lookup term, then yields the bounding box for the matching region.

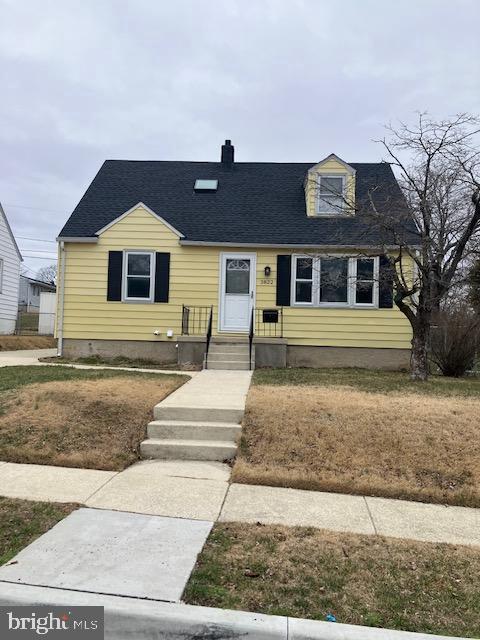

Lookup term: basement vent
[194,179,218,192]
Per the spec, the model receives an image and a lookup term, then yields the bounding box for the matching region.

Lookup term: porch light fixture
[264,266,271,277]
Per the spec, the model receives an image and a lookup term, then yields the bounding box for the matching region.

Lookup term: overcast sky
[1,0,479,277]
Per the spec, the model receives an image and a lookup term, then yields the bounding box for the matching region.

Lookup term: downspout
[57,240,66,357]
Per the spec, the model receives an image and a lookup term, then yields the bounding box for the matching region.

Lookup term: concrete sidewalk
[0,347,194,375]
[1,460,479,547]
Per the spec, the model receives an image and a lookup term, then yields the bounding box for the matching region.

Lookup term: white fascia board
[56,237,98,243]
[95,202,185,238]
[309,153,356,175]
[0,202,23,260]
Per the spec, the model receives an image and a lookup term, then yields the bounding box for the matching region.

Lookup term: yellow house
[56,141,416,369]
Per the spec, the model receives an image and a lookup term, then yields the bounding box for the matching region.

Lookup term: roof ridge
[102,159,389,166]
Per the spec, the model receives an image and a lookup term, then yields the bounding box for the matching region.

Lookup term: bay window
[292,255,379,307]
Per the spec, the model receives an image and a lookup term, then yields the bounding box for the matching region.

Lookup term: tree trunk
[410,321,430,380]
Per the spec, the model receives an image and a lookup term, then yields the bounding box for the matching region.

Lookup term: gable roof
[0,202,23,260]
[308,153,356,175]
[58,159,417,247]
[96,202,185,238]
[20,275,56,290]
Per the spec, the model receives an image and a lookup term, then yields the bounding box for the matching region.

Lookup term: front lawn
[253,366,480,396]
[0,366,188,470]
[184,522,480,638]
[0,496,76,565]
[232,368,480,506]
[40,354,199,370]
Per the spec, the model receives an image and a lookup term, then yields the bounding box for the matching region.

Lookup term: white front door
[220,253,256,332]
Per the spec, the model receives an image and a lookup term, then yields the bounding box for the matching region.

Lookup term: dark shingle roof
[59,160,416,246]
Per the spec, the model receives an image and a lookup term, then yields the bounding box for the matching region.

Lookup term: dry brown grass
[0,376,183,470]
[0,336,56,351]
[232,385,480,506]
[184,522,480,637]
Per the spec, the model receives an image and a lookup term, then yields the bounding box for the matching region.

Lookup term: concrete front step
[140,438,237,461]
[207,352,250,362]
[210,336,249,344]
[209,344,250,353]
[154,405,244,423]
[206,361,252,370]
[147,420,241,441]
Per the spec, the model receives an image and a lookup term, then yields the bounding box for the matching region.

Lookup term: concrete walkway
[0,347,57,365]
[1,460,479,547]
[156,368,252,419]
[0,347,194,375]
[0,508,212,602]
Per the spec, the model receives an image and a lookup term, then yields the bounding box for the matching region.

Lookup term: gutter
[56,236,98,243]
[56,240,66,357]
[0,583,467,640]
[179,240,422,250]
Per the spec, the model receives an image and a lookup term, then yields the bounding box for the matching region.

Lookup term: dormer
[305,154,356,217]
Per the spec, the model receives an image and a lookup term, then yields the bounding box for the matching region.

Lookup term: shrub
[429,306,480,377]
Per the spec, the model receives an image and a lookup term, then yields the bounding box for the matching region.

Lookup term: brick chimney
[221,139,234,167]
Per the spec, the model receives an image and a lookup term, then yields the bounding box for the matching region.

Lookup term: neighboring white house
[18,275,56,312]
[0,202,22,334]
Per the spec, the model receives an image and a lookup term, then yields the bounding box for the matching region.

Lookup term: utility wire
[20,256,58,262]
[3,203,65,214]
[16,236,56,244]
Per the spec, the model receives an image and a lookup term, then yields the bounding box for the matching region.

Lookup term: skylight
[194,179,218,192]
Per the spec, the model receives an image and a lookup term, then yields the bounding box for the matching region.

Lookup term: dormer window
[317,175,346,215]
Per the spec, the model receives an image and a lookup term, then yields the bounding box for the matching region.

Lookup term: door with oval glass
[220,253,256,331]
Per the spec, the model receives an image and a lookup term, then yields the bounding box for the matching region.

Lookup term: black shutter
[154,252,170,303]
[379,255,394,308]
[276,255,292,306]
[107,251,123,301]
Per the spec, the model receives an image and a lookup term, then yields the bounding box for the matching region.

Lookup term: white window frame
[316,174,346,216]
[318,256,353,307]
[353,256,379,307]
[292,255,314,305]
[0,258,3,294]
[291,255,379,308]
[122,250,155,303]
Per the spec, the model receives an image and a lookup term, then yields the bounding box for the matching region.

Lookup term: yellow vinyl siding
[60,205,412,349]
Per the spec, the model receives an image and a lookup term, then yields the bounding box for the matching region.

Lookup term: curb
[0,583,467,640]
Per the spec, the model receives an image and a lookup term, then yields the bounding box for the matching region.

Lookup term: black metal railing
[254,307,284,338]
[249,307,254,370]
[205,306,213,369]
[181,305,212,336]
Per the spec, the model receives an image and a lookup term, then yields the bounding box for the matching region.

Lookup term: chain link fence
[15,311,55,336]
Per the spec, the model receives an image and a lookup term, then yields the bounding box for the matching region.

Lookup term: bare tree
[368,114,480,380]
[37,263,57,285]
[297,114,480,381]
